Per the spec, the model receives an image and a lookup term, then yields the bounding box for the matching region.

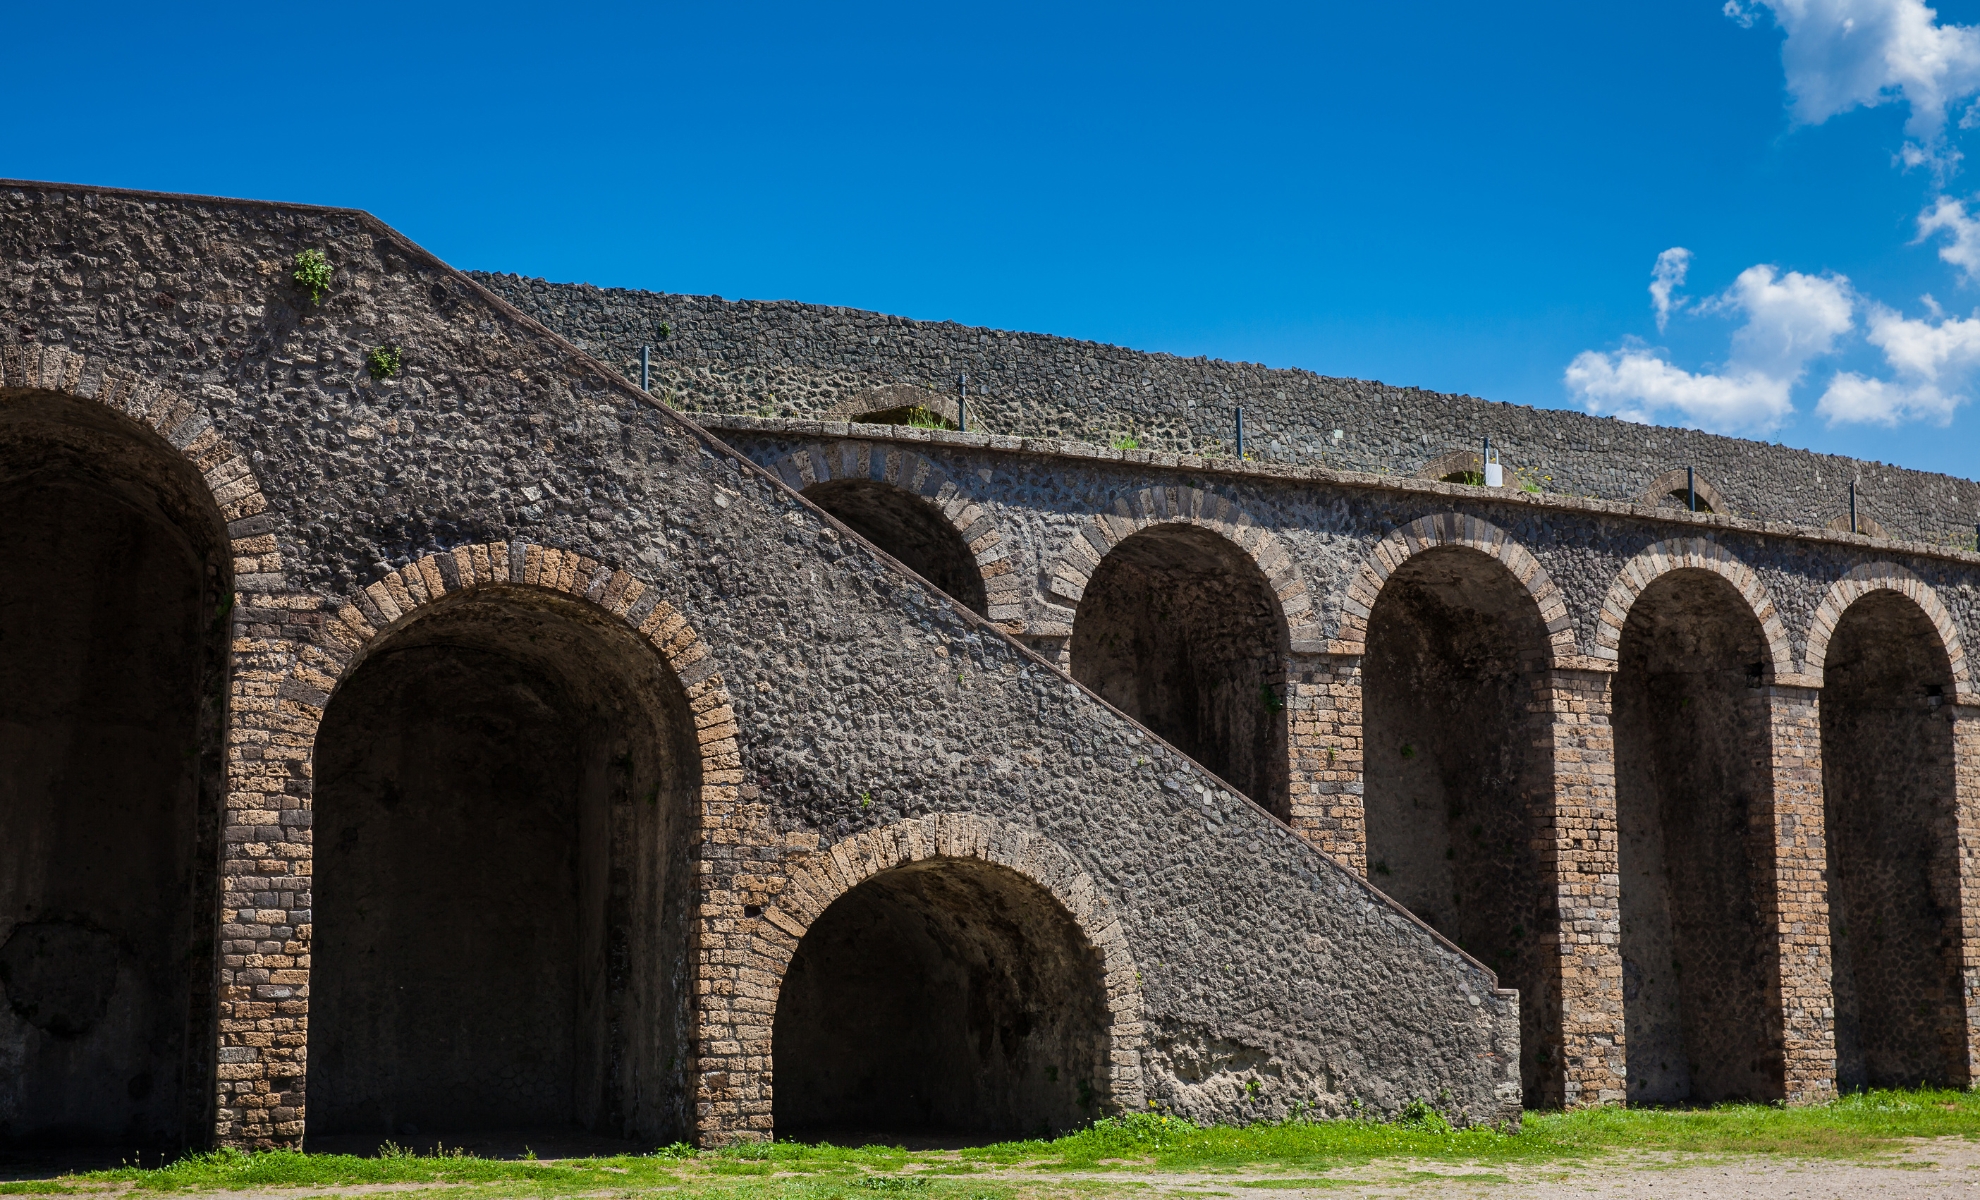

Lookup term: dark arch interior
[309,590,699,1149]
[1361,546,1554,1100]
[805,480,988,616]
[1662,489,1715,514]
[1069,524,1289,818]
[1822,591,1964,1090]
[773,858,1111,1141]
[0,391,229,1153]
[1615,569,1777,1104]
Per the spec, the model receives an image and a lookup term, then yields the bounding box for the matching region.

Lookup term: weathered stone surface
[477,274,1980,545]
[8,179,1980,1155]
[0,182,1521,1150]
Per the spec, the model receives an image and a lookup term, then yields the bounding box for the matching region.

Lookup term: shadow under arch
[0,388,234,1153]
[1611,562,1781,1104]
[307,577,705,1149]
[803,478,989,616]
[1358,538,1558,1102]
[1817,584,1967,1090]
[1069,521,1291,819]
[763,814,1143,1144]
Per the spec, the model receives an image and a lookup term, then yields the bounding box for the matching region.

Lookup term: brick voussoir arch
[1339,512,1576,663]
[1592,536,1794,677]
[303,541,740,763]
[1043,485,1316,629]
[753,813,1149,1122]
[0,340,280,583]
[763,440,1021,620]
[1803,562,1973,699]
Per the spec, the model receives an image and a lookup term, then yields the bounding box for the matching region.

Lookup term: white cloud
[1718,263,1857,374]
[1815,372,1957,420]
[1566,350,1795,432]
[1567,258,1854,434]
[1729,0,1980,164]
[1918,194,1980,276]
[1650,247,1691,331]
[1816,302,1980,422]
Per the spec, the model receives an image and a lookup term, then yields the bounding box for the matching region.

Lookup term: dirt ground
[1143,1137,1980,1196]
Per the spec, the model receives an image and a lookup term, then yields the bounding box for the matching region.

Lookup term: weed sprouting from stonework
[367,345,403,379]
[292,249,333,303]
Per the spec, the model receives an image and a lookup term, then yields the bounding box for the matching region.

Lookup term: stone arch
[1804,563,1972,700]
[1415,448,1522,486]
[296,543,736,1146]
[1592,537,1793,678]
[0,343,272,1151]
[1637,468,1731,515]
[765,441,1017,623]
[757,813,1146,1133]
[1043,485,1315,630]
[824,383,961,428]
[0,341,277,580]
[1339,512,1573,663]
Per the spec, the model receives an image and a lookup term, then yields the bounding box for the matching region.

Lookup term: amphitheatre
[1,179,1978,1156]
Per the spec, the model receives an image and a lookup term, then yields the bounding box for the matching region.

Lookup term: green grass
[13,1090,1977,1196]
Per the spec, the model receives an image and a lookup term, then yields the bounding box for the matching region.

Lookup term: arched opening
[1614,569,1776,1103]
[1361,546,1554,1099]
[804,480,988,617]
[1822,591,1964,1090]
[309,588,700,1149]
[0,390,230,1154]
[1637,470,1727,516]
[830,385,961,430]
[773,857,1111,1142]
[1068,524,1289,818]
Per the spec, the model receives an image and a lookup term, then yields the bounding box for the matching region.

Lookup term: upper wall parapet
[693,413,1980,575]
[474,273,1980,547]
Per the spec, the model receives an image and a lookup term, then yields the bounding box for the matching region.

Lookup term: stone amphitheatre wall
[0,181,1519,1153]
[472,275,1980,547]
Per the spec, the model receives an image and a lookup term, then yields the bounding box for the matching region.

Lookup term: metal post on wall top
[1687,465,1696,513]
[641,344,650,393]
[1850,479,1858,534]
[958,373,967,433]
[1236,407,1246,459]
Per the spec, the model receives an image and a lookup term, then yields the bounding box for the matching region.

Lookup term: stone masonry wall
[475,275,1980,548]
[0,181,1523,1147]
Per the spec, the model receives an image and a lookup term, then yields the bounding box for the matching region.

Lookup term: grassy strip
[20,1089,1980,1194]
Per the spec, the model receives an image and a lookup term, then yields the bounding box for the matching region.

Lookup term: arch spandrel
[756,813,1148,1115]
[1803,562,1972,700]
[1339,512,1576,666]
[1042,485,1315,633]
[1592,537,1795,681]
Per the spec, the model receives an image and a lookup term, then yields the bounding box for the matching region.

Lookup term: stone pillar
[1285,648,1366,871]
[215,593,328,1148]
[1758,685,1836,1103]
[1532,668,1625,1107]
[1952,701,1980,1086]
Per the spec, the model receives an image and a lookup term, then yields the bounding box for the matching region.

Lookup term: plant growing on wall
[293,249,333,304]
[367,345,403,380]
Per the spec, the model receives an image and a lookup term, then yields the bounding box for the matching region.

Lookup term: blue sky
[8,1,1980,479]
